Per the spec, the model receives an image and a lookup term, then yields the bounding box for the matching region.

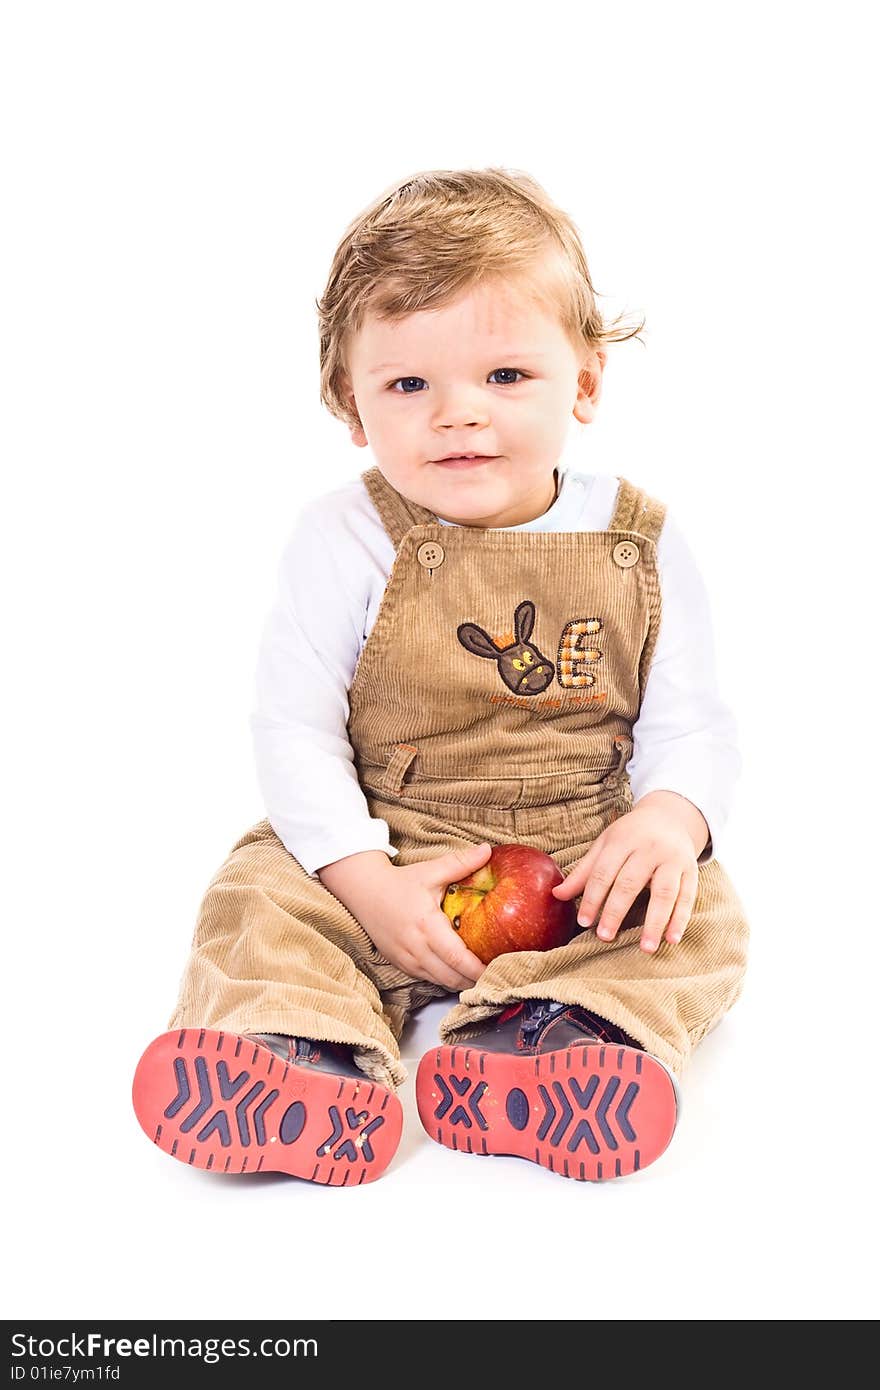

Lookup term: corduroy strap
[609,477,666,543]
[362,467,438,548]
[363,466,667,548]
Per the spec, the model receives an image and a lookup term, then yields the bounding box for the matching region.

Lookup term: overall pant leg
[431,792,750,1078]
[167,819,434,1089]
[438,857,749,1077]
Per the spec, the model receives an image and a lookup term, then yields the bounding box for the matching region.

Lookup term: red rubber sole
[132,1028,402,1186]
[416,1042,678,1181]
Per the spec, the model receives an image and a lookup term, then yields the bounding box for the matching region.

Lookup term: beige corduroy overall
[169,469,749,1090]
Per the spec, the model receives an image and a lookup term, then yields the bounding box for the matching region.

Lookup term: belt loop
[381,743,418,794]
[605,735,633,787]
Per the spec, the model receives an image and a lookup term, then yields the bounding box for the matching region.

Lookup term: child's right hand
[323,842,492,991]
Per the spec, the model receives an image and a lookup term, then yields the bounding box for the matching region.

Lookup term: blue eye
[390,369,525,392]
[390,377,427,393]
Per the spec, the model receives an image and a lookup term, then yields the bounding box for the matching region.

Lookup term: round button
[612,540,640,569]
[417,541,445,570]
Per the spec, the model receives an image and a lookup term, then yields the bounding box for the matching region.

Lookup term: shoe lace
[520,999,566,1046]
[292,1037,320,1063]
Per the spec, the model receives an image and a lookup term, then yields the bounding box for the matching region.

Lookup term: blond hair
[316,166,645,431]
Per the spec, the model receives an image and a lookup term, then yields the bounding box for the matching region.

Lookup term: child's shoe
[132,1028,402,1186]
[416,1000,678,1181]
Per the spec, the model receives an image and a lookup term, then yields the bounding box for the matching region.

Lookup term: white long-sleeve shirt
[251,444,741,876]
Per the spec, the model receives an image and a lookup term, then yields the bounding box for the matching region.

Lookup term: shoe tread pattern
[133,1028,402,1186]
[416,1043,676,1181]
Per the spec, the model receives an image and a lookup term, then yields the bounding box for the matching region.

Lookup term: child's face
[342,270,604,528]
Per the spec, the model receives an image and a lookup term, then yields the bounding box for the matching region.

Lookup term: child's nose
[432,391,490,430]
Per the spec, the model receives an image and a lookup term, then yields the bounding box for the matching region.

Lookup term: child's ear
[573,347,606,424]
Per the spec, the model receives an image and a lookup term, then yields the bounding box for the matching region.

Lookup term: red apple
[441,842,578,964]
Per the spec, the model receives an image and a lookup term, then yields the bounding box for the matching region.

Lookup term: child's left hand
[551,790,709,953]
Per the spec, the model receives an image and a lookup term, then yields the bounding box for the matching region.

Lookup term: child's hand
[357,842,492,990]
[551,791,708,953]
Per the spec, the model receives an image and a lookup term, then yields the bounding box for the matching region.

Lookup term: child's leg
[436,857,749,1078]
[133,818,439,1185]
[416,858,748,1181]
[166,818,428,1088]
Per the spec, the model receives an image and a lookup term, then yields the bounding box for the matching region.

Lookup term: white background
[3,0,878,1323]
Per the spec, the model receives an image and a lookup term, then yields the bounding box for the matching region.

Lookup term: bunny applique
[457,600,605,696]
[457,600,556,696]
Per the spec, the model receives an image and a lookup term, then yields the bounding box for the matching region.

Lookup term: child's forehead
[352,277,562,356]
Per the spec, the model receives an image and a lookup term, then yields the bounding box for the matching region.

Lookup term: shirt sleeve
[250,501,399,876]
[627,510,742,864]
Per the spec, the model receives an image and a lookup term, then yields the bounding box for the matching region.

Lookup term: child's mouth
[434,455,496,469]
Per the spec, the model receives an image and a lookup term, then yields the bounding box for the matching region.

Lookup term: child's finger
[663,867,699,946]
[551,847,599,899]
[429,919,485,986]
[575,850,627,928]
[433,840,493,890]
[423,954,481,992]
[638,866,683,952]
[551,875,582,900]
